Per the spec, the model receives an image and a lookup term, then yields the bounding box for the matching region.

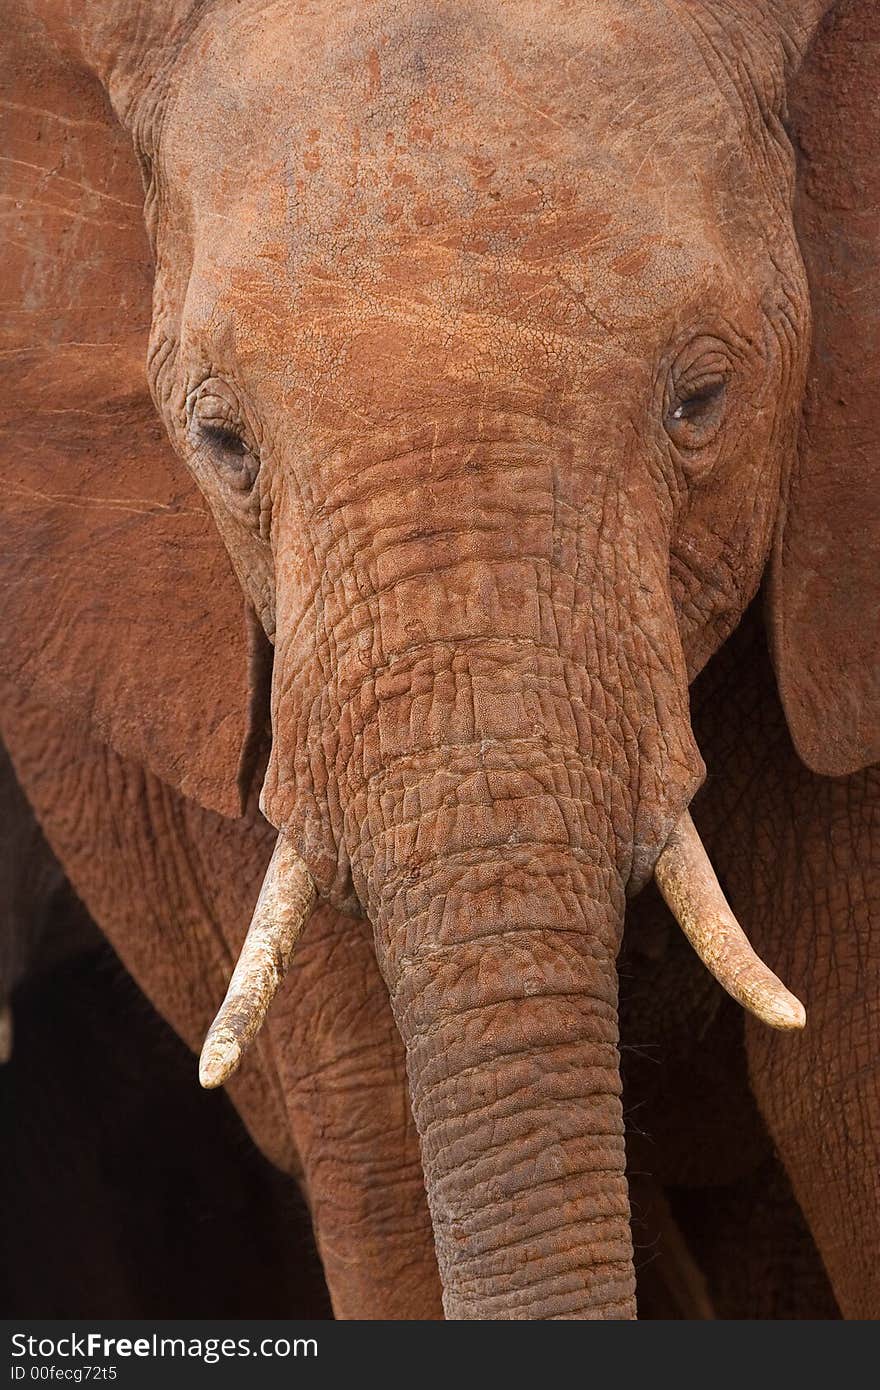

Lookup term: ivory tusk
[199,833,316,1089]
[654,810,806,1031]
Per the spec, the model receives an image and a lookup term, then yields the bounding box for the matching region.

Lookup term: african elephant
[2,0,877,1319]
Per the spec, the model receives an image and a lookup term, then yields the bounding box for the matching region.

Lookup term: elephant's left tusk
[654,810,806,1031]
[199,833,316,1089]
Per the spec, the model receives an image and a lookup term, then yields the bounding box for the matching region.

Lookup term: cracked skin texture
[1,0,878,1317]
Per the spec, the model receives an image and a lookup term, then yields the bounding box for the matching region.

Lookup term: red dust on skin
[2,0,879,1321]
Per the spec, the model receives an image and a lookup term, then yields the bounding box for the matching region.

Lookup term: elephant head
[3,0,878,1318]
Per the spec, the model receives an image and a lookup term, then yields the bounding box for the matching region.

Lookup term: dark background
[0,940,331,1319]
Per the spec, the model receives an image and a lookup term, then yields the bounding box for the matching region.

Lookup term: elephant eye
[666,362,729,452]
[186,379,260,493]
[200,421,250,458]
[194,419,259,492]
[670,381,725,422]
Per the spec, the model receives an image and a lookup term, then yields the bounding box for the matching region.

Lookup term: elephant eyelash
[192,418,261,494]
[665,364,729,454]
[185,377,260,469]
[198,421,252,458]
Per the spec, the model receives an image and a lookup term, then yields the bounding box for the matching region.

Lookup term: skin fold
[2,0,877,1317]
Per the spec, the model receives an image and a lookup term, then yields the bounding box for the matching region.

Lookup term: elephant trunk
[366,811,635,1319]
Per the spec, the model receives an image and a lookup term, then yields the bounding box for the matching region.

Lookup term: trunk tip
[198,1028,242,1089]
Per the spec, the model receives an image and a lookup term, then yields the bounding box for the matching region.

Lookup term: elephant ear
[0,14,260,818]
[769,0,880,776]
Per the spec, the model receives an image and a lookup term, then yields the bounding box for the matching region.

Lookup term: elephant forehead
[171,0,735,153]
[165,0,744,278]
[180,238,704,436]
[176,152,728,421]
[183,217,712,374]
[163,1,773,427]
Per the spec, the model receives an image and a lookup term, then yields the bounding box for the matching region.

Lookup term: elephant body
[2,0,878,1317]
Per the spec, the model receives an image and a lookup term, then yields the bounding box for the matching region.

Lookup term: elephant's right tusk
[199,833,316,1089]
[654,810,806,1031]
